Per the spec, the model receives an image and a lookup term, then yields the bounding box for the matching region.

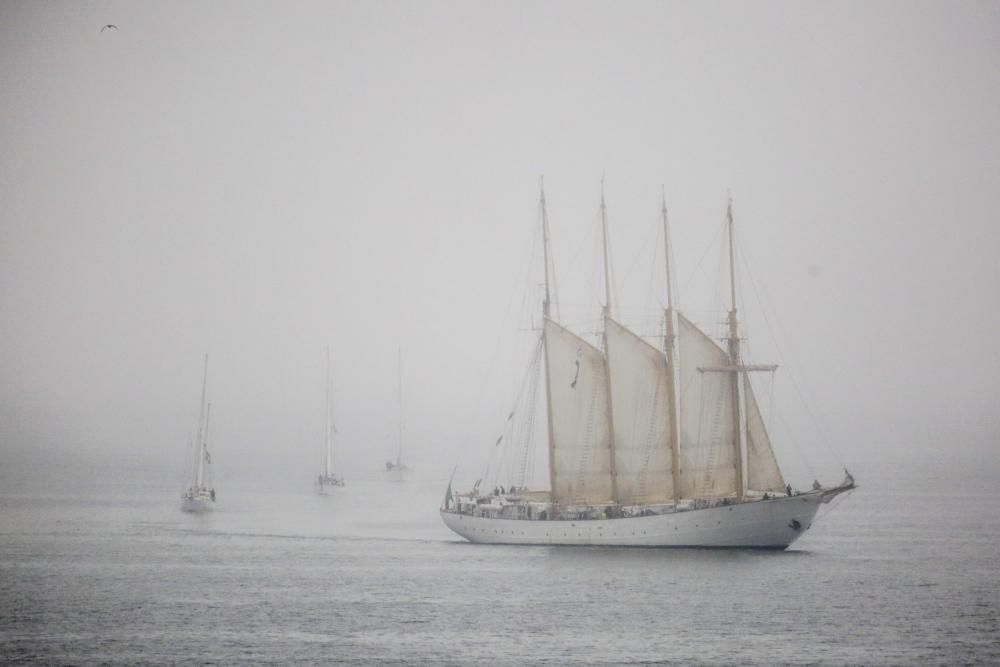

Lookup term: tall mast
[198,402,211,489]
[600,180,612,318]
[397,346,403,467]
[599,181,619,504]
[325,345,332,477]
[540,180,558,513]
[194,354,208,490]
[541,179,552,320]
[661,193,681,503]
[726,198,745,500]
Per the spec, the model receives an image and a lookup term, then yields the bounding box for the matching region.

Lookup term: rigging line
[677,219,726,308]
[485,333,544,483]
[542,190,561,320]
[620,211,660,286]
[455,203,543,475]
[766,372,777,442]
[736,239,843,469]
[643,220,664,338]
[559,203,597,293]
[584,211,604,320]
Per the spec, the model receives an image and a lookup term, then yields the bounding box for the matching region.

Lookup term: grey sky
[2,1,998,488]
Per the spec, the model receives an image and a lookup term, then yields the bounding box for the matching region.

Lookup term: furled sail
[605,318,673,504]
[744,375,785,493]
[677,314,737,498]
[544,318,614,505]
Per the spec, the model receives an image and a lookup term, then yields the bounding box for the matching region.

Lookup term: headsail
[677,314,738,498]
[544,317,614,506]
[605,317,673,504]
[744,375,785,492]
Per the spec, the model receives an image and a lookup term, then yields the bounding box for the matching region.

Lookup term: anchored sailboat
[385,348,410,481]
[182,354,216,512]
[440,186,855,548]
[317,345,344,490]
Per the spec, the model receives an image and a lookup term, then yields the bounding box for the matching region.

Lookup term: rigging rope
[735,237,844,476]
[453,200,545,484]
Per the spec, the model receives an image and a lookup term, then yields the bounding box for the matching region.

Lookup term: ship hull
[441,493,824,549]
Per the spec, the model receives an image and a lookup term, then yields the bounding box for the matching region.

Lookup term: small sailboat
[384,348,410,481]
[182,355,216,512]
[441,185,855,548]
[317,345,344,490]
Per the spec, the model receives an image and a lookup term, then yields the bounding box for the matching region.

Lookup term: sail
[744,375,785,492]
[677,314,737,498]
[605,318,673,504]
[544,318,614,505]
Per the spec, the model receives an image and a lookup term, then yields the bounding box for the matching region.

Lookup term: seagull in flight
[101,24,118,32]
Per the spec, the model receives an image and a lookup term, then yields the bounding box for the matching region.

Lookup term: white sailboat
[182,354,216,512]
[385,348,410,481]
[317,345,345,490]
[441,186,855,548]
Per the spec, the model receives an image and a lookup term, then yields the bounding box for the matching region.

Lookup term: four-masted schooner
[440,186,855,548]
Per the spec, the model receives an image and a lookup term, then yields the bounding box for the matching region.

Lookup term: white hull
[181,495,214,513]
[441,493,825,549]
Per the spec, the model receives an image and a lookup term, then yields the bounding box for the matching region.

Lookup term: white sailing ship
[317,346,345,490]
[441,187,854,548]
[182,354,216,512]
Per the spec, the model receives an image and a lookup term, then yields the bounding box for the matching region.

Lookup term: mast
[541,180,552,320]
[599,181,619,504]
[661,193,681,503]
[540,180,558,512]
[725,198,745,500]
[397,346,403,468]
[198,402,211,489]
[325,345,332,477]
[194,354,208,490]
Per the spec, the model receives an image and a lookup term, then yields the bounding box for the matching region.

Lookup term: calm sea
[1,466,997,666]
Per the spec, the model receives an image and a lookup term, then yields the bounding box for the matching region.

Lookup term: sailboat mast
[540,181,558,513]
[194,354,208,490]
[600,183,612,317]
[599,183,619,504]
[726,198,745,500]
[541,181,552,320]
[198,402,211,489]
[661,195,681,503]
[397,347,403,468]
[325,345,332,477]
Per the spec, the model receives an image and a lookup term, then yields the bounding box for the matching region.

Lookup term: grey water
[1,467,998,666]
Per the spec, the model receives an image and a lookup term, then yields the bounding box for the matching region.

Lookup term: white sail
[605,317,673,504]
[677,314,737,498]
[744,375,785,493]
[544,318,613,505]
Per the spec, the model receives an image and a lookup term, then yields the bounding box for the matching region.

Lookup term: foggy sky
[2,1,998,489]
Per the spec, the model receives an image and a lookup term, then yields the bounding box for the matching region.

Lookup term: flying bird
[101,24,118,32]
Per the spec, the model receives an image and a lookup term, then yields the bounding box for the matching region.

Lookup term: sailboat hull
[441,493,824,549]
[181,494,214,513]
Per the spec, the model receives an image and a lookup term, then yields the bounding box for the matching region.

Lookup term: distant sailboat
[182,355,216,512]
[441,185,855,548]
[385,348,410,481]
[317,345,344,491]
